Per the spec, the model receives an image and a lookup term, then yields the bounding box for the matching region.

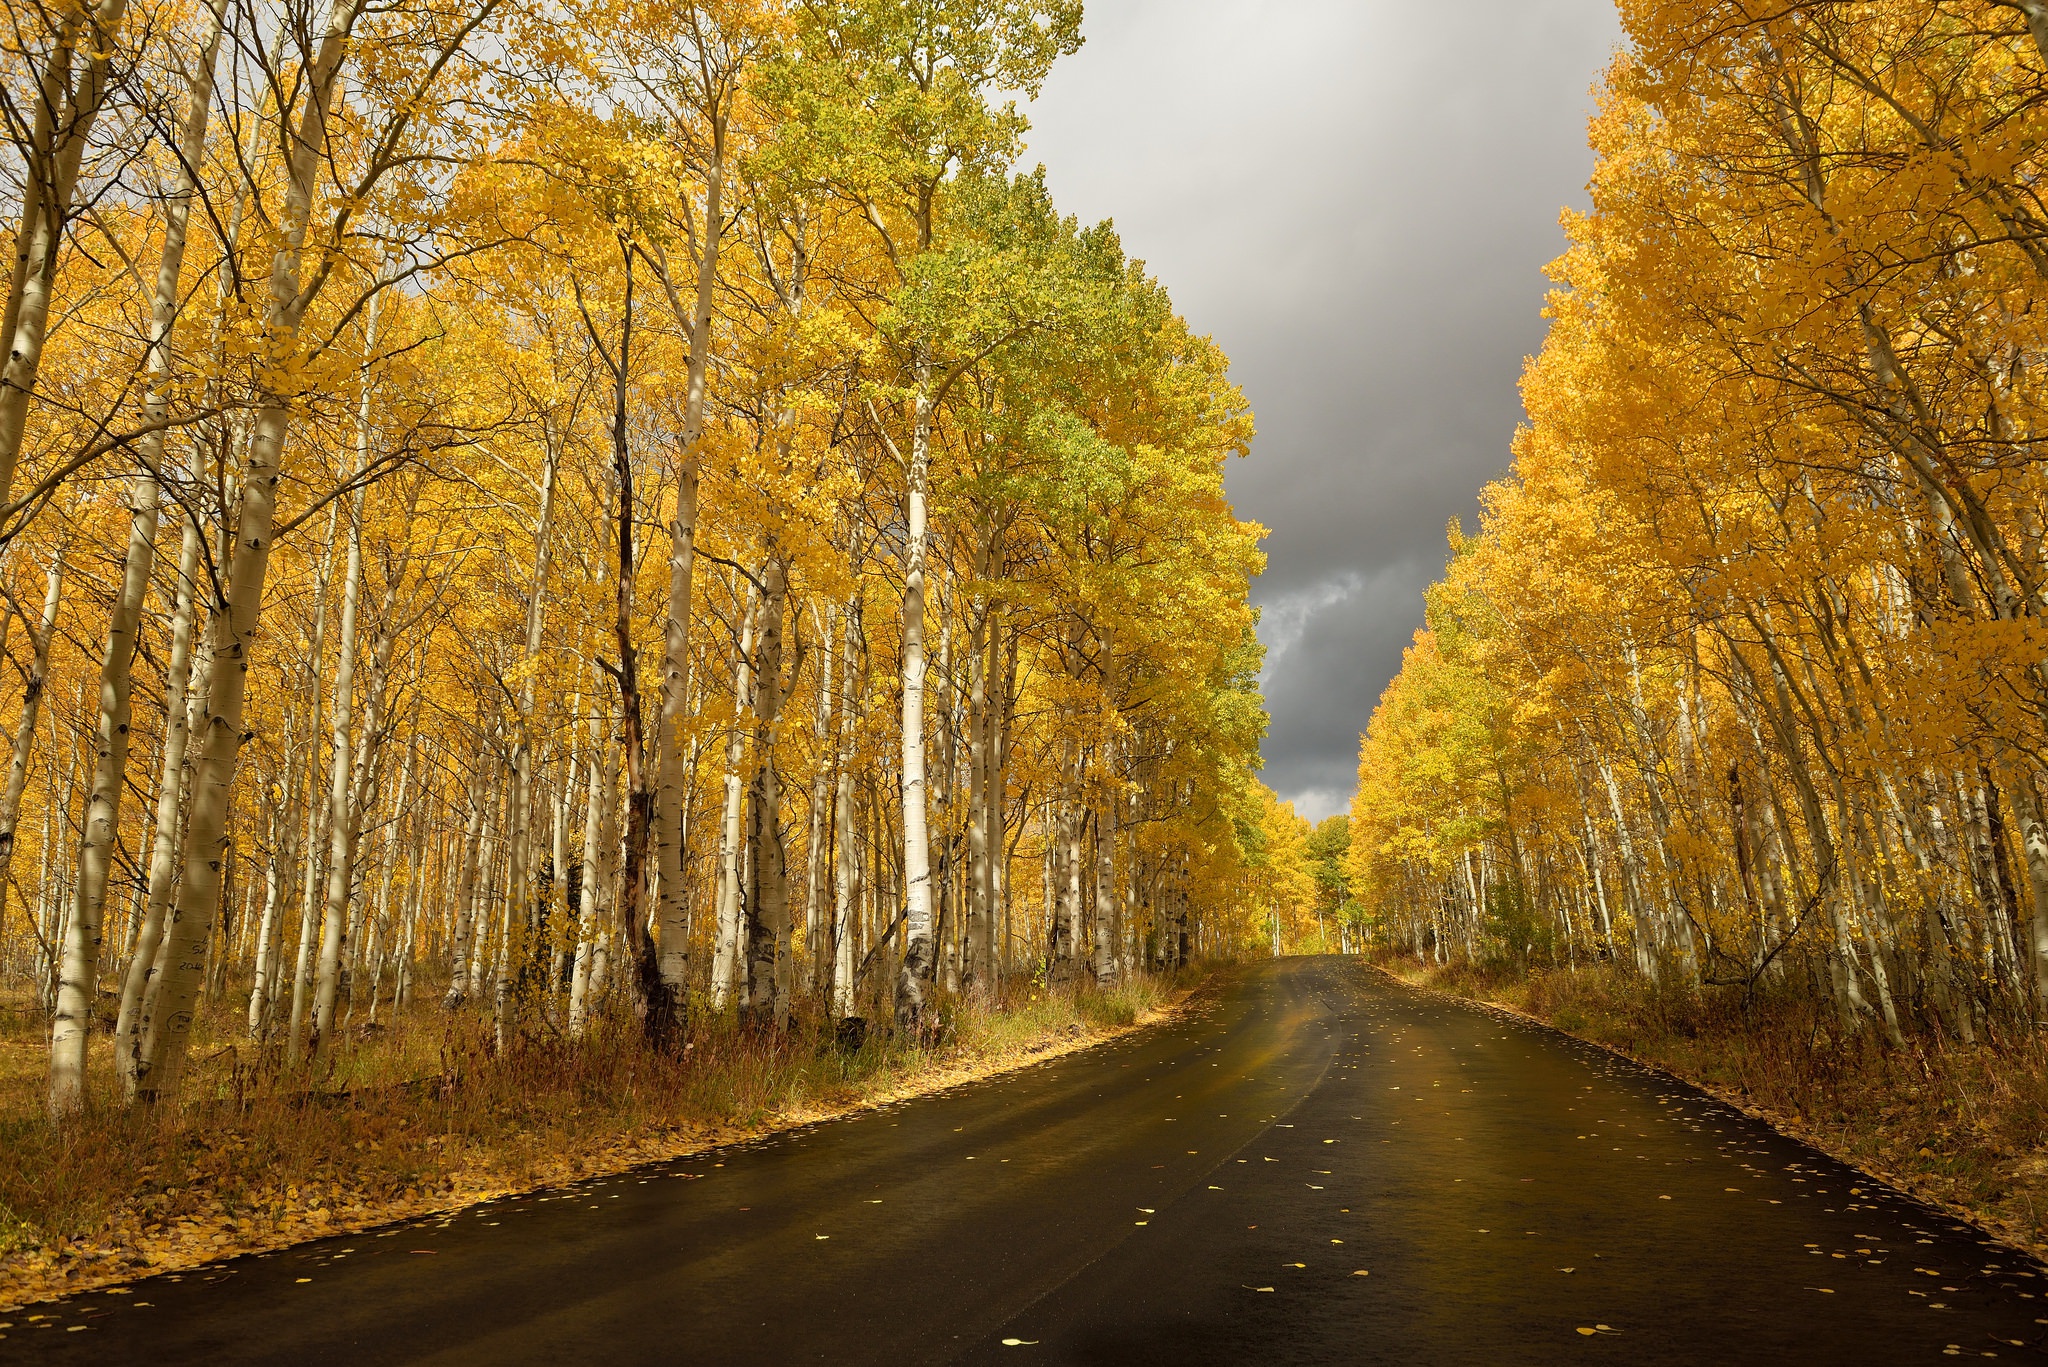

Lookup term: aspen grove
[0,0,1283,1121]
[1350,2,2048,1042]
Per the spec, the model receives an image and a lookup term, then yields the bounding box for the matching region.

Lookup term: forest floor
[0,971,1196,1311]
[1377,955,2048,1264]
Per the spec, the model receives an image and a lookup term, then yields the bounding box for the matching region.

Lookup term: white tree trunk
[494,436,558,1045]
[742,555,790,1026]
[132,0,364,1102]
[48,0,228,1117]
[711,582,758,1009]
[804,603,833,995]
[0,0,136,510]
[569,707,612,1036]
[442,781,487,1007]
[652,134,723,1017]
[831,605,859,1017]
[1093,766,1117,985]
[304,406,370,1065]
[114,511,200,1097]
[284,509,338,1047]
[0,549,65,939]
[896,385,935,1026]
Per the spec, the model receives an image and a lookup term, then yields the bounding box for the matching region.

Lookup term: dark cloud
[1024,0,1623,818]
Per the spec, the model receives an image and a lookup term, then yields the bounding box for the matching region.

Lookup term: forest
[18,0,2048,1353]
[1341,2,2048,1262]
[0,0,1333,1159]
[1353,1,2048,1041]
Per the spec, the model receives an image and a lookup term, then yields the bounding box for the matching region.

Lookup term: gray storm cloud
[1023,0,1623,820]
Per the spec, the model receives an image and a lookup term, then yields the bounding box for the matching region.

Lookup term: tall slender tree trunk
[133,0,364,1102]
[743,555,791,1028]
[2015,774,2048,1021]
[495,430,559,1046]
[596,248,667,1045]
[831,605,860,1018]
[804,603,833,996]
[652,122,723,1020]
[569,707,612,1037]
[711,583,757,1008]
[246,737,300,1040]
[48,0,226,1117]
[303,340,376,1066]
[896,383,935,1029]
[115,510,199,1096]
[963,596,990,992]
[1092,759,1117,986]
[0,0,136,512]
[442,778,487,1007]
[284,510,337,1046]
[0,549,65,950]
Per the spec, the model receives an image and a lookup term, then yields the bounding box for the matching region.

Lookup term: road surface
[7,956,2045,1364]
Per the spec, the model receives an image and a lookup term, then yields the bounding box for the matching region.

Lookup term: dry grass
[0,969,1194,1310]
[1375,956,2048,1261]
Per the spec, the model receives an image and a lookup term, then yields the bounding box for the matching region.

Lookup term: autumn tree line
[0,0,1290,1121]
[1350,1,2048,1045]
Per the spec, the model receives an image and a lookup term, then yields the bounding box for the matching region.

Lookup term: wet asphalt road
[8,955,2048,1365]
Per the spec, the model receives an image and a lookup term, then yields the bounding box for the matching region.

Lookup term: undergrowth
[0,969,1189,1305]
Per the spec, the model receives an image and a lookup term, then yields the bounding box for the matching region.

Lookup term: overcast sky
[1022,1,1625,821]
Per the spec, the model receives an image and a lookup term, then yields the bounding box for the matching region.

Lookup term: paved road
[9,956,2047,1364]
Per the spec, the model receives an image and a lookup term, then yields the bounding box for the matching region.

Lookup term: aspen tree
[136,0,506,1100]
[47,0,228,1117]
[0,547,64,933]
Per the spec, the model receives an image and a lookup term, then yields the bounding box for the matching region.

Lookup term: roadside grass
[0,968,1194,1309]
[1375,955,2048,1260]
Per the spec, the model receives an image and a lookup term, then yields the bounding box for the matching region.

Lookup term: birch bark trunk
[1092,761,1117,986]
[595,249,668,1044]
[742,555,790,1027]
[441,778,486,1007]
[0,549,64,945]
[651,119,723,1020]
[133,0,365,1102]
[711,583,757,1008]
[284,507,338,1042]
[804,603,832,997]
[495,427,560,1045]
[963,601,989,993]
[569,707,612,1036]
[831,604,859,1017]
[0,0,136,511]
[303,309,380,1065]
[895,383,935,1029]
[115,508,199,1095]
[246,736,300,1040]
[2018,775,2048,1021]
[48,0,226,1116]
